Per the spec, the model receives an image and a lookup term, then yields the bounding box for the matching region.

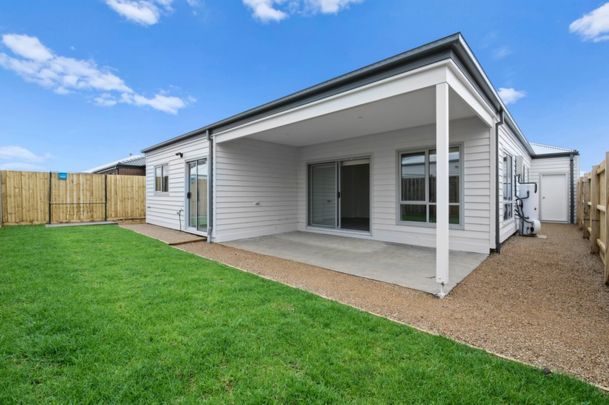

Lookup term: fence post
[48,171,52,224]
[600,152,609,285]
[590,165,600,254]
[0,171,3,227]
[104,175,108,222]
[576,179,582,229]
[584,173,592,239]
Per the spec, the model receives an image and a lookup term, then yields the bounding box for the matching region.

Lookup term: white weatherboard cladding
[530,155,578,223]
[145,136,209,231]
[497,125,532,243]
[296,117,493,254]
[213,138,299,242]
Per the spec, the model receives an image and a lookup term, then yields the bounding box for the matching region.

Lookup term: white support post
[435,82,450,297]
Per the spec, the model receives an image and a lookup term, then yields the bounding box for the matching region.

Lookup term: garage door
[540,174,568,222]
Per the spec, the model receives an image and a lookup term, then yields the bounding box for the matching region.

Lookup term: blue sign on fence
[58,172,68,180]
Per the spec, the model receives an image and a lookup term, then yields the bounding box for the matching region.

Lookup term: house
[86,154,146,176]
[142,33,578,296]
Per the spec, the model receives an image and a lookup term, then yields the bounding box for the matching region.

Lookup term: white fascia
[213,60,453,144]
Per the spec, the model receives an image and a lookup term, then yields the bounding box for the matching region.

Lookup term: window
[399,146,461,225]
[155,164,169,192]
[503,155,513,220]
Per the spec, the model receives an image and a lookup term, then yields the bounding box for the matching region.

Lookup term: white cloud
[121,92,187,114]
[0,146,51,162]
[105,0,201,25]
[105,0,166,25]
[309,0,362,14]
[2,34,53,61]
[569,2,609,42]
[243,0,287,22]
[0,146,52,171]
[243,0,362,22]
[0,33,191,114]
[492,46,511,60]
[498,87,526,105]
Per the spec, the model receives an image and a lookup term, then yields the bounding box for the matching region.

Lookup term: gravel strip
[177,223,609,388]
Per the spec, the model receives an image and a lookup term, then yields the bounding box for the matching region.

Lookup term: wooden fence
[0,171,145,225]
[576,152,609,285]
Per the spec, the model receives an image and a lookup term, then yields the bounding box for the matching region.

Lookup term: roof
[86,154,146,173]
[142,33,532,154]
[530,142,578,156]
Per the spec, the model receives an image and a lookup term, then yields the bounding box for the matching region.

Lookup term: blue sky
[0,0,608,172]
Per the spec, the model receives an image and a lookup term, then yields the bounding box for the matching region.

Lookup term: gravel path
[176,223,609,388]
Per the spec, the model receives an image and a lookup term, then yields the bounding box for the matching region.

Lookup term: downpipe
[494,109,505,253]
[207,129,214,243]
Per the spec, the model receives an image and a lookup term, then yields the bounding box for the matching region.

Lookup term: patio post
[435,82,450,297]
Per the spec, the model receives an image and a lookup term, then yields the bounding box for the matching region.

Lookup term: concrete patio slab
[225,231,487,295]
[120,223,205,245]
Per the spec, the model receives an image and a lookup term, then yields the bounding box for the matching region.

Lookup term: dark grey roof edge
[142,33,462,153]
[532,150,580,159]
[142,33,538,156]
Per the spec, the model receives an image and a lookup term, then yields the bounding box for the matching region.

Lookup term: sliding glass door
[186,158,208,233]
[308,158,370,231]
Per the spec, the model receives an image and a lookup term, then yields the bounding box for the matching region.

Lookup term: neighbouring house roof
[530,142,579,158]
[86,154,146,173]
[141,33,535,155]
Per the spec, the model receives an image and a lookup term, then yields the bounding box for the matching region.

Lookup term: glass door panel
[186,158,208,233]
[196,159,208,231]
[187,161,198,230]
[309,163,337,227]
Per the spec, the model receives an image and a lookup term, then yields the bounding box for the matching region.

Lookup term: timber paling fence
[0,171,145,226]
[576,152,609,285]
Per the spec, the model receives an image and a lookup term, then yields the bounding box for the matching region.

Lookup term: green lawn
[0,225,606,404]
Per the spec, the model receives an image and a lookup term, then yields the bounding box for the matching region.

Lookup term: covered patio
[212,53,498,297]
[225,231,488,294]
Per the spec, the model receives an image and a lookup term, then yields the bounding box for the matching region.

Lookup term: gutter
[495,109,505,253]
[531,151,579,159]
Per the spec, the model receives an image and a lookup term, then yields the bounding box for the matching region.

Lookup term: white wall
[213,138,299,242]
[147,117,496,253]
[497,125,532,243]
[145,136,209,231]
[530,155,578,223]
[296,117,493,253]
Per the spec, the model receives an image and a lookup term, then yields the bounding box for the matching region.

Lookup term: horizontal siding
[213,138,299,241]
[145,136,209,231]
[297,117,492,253]
[147,117,494,253]
[497,125,532,243]
[530,155,578,223]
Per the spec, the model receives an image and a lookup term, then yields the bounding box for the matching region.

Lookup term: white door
[540,174,568,222]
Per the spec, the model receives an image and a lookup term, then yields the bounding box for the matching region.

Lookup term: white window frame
[397,145,463,228]
[503,154,513,220]
[155,164,169,193]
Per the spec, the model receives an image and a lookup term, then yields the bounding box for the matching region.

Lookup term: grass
[0,225,607,404]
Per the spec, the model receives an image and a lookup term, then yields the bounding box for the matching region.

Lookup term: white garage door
[540,174,568,222]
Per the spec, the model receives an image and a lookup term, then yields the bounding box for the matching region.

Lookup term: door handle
[187,191,192,199]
